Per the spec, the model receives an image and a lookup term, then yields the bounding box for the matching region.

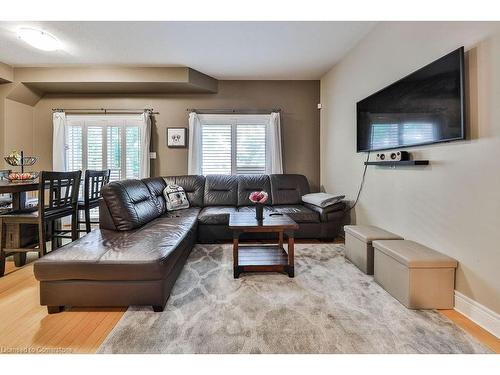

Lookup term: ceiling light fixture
[17,27,61,51]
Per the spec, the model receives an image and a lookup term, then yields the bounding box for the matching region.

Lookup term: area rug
[98,243,491,354]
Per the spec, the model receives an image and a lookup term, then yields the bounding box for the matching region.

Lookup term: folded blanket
[302,192,345,208]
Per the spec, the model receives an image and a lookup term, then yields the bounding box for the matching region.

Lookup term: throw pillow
[163,184,190,211]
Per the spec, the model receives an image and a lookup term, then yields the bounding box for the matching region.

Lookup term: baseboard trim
[454,291,500,338]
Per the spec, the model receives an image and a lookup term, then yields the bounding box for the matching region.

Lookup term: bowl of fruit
[8,171,39,182]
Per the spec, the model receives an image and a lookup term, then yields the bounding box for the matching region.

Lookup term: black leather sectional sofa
[34,174,346,313]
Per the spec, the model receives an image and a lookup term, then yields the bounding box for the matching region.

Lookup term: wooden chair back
[38,171,82,219]
[84,169,111,205]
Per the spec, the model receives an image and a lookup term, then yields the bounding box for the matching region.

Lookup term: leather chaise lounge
[34,174,347,313]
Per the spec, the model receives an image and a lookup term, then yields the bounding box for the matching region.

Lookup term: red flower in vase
[249,191,268,204]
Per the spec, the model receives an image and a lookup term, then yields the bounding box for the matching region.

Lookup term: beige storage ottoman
[373,240,458,309]
[344,225,402,275]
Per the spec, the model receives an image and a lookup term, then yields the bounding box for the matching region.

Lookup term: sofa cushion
[143,177,168,214]
[101,179,160,231]
[204,175,238,206]
[163,175,206,207]
[272,205,320,223]
[198,206,237,225]
[270,174,310,205]
[34,207,200,282]
[237,174,272,206]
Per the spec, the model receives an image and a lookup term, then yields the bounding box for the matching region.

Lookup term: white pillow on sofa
[302,192,345,208]
[163,184,190,211]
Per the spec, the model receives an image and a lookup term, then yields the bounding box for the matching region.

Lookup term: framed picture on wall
[167,127,188,148]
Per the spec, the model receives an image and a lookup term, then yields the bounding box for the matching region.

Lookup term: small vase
[255,203,264,221]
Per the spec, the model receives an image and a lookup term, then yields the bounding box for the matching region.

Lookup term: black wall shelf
[365,160,429,166]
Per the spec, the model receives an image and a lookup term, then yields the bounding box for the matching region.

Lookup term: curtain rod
[52,108,159,115]
[186,108,281,114]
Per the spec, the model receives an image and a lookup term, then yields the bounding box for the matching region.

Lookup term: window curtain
[187,112,202,174]
[266,112,283,174]
[52,111,68,171]
[140,112,152,178]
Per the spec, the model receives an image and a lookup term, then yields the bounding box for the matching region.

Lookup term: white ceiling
[0,21,376,79]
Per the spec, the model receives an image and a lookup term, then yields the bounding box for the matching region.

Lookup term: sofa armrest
[99,198,118,230]
[304,202,346,222]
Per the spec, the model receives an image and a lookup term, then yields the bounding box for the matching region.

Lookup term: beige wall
[4,99,35,157]
[29,80,320,190]
[0,62,13,83]
[320,22,500,313]
[0,86,7,159]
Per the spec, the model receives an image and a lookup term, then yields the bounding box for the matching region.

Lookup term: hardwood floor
[439,309,499,353]
[0,257,125,354]
[0,244,497,354]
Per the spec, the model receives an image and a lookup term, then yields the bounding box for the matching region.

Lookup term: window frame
[198,114,270,176]
[65,114,144,181]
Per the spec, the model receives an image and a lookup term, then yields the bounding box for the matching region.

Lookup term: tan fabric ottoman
[373,240,458,309]
[344,225,402,274]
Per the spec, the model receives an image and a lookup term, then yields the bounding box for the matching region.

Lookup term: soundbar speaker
[375,151,410,161]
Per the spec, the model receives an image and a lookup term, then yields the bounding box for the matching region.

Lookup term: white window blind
[202,124,232,175]
[107,126,122,181]
[200,117,268,175]
[125,127,141,179]
[67,124,83,172]
[65,115,143,182]
[87,126,103,170]
[236,124,266,174]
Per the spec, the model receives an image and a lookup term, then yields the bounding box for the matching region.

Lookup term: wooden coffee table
[228,212,299,278]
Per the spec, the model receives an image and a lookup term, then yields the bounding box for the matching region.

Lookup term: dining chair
[77,169,111,233]
[0,170,81,276]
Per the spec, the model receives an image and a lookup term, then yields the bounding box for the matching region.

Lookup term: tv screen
[357,47,465,152]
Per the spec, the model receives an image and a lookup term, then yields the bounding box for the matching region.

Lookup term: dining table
[0,178,41,267]
[0,178,40,210]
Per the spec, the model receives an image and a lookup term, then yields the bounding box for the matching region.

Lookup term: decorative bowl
[7,171,40,182]
[4,156,39,167]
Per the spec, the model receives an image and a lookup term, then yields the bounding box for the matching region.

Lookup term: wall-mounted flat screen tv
[357,47,465,152]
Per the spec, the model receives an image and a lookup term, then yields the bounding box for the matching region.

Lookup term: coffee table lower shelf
[234,245,293,278]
